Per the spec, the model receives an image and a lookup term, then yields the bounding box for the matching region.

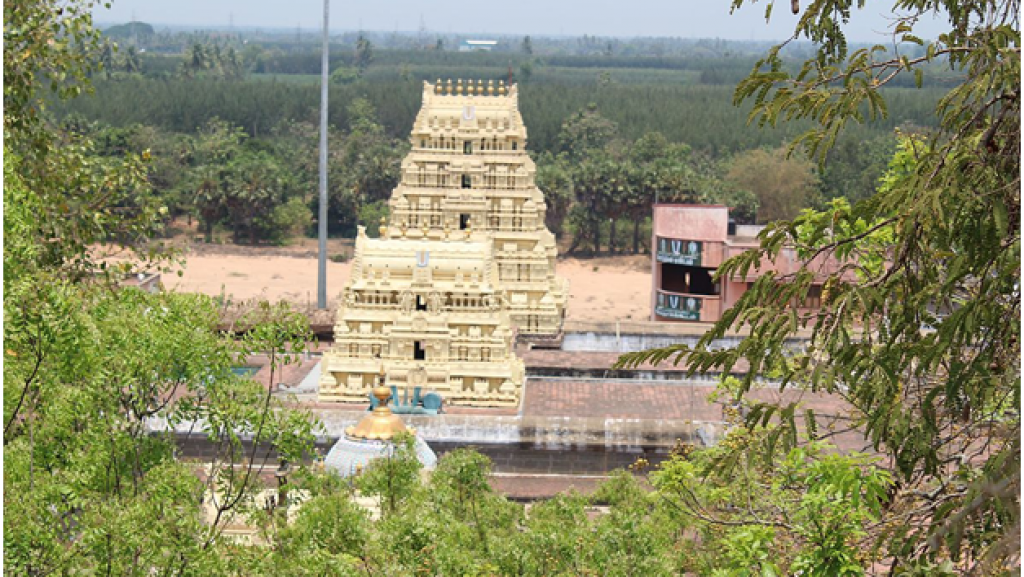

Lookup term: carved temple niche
[472,378,488,394]
[327,371,344,390]
[346,373,363,389]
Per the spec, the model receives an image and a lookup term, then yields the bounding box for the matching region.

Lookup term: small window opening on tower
[462,174,472,189]
[416,295,427,311]
[413,341,426,361]
[463,141,472,154]
[459,214,471,230]
[511,141,518,150]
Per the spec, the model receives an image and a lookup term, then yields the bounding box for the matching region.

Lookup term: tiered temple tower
[318,79,566,408]
[390,79,567,336]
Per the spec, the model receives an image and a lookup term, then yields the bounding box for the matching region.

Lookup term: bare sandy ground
[166,254,354,309]
[156,240,652,323]
[557,256,651,322]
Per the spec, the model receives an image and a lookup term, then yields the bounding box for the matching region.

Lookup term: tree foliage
[725,145,820,223]
[619,0,1020,572]
[5,2,318,574]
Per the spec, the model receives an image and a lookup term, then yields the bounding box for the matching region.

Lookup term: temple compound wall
[320,80,563,407]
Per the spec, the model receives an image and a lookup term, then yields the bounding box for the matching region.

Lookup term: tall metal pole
[317,0,330,309]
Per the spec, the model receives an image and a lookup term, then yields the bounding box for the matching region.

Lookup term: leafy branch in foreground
[620,1,1019,572]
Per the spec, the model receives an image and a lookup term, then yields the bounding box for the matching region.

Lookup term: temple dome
[324,435,437,478]
[323,382,437,477]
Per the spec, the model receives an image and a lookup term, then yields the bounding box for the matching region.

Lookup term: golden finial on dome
[343,365,416,441]
[445,78,453,94]
[372,382,390,403]
[434,79,441,94]
[487,79,495,95]
[456,78,463,95]
[498,80,506,95]
[378,216,387,237]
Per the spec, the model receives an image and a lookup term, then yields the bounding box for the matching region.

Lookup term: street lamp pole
[316,0,330,309]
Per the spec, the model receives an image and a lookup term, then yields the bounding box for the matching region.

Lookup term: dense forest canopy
[48,31,949,249]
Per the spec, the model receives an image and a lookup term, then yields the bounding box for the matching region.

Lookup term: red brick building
[651,204,841,323]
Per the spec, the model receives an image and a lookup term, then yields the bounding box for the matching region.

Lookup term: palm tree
[223,47,242,79]
[99,42,116,79]
[180,43,208,78]
[123,46,141,75]
[192,165,223,242]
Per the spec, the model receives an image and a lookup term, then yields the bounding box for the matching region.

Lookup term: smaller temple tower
[319,221,525,407]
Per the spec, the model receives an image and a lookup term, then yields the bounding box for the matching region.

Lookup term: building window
[464,141,473,154]
[459,214,471,230]
[511,141,518,151]
[414,341,426,361]
[661,264,717,295]
[462,174,472,189]
[803,285,822,309]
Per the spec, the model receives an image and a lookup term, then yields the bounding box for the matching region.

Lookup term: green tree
[620,0,1020,572]
[429,449,498,554]
[354,433,423,519]
[557,102,618,158]
[624,132,707,253]
[5,4,318,574]
[180,42,209,78]
[819,134,897,204]
[329,98,406,236]
[223,150,294,244]
[566,151,620,254]
[354,33,374,73]
[270,197,314,243]
[534,152,575,237]
[725,146,819,223]
[99,40,116,79]
[186,118,247,241]
[271,490,370,575]
[519,59,534,83]
[330,65,360,85]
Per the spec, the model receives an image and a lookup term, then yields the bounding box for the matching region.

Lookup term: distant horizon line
[92,20,810,44]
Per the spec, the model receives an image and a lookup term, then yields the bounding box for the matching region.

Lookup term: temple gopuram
[319,79,567,407]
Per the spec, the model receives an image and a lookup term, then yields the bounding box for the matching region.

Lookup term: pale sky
[94,1,947,42]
